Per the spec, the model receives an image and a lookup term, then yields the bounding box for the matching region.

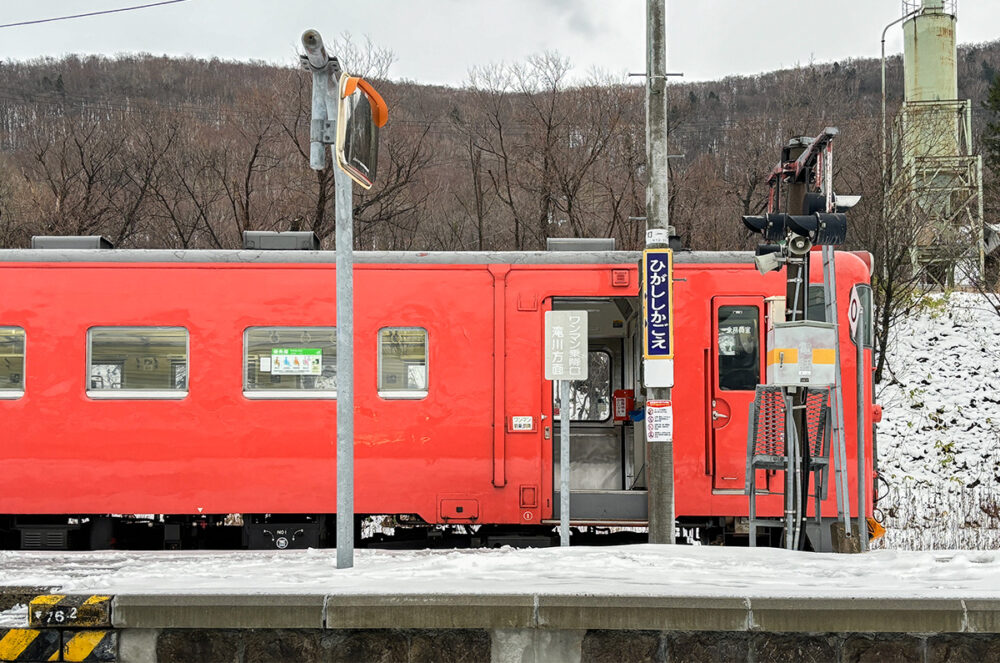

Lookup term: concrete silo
[890,0,983,283]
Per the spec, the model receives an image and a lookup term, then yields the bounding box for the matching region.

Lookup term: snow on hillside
[876,292,1000,549]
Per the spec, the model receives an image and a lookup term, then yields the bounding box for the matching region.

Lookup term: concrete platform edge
[99,594,1000,633]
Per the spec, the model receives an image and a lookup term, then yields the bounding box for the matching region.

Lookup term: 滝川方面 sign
[544,311,589,381]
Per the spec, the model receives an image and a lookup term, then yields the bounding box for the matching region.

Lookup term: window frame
[242,326,338,399]
[0,326,26,399]
[377,326,429,400]
[86,326,189,400]
[553,348,613,423]
[716,305,761,392]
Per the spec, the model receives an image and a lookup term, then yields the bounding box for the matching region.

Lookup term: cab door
[710,296,765,491]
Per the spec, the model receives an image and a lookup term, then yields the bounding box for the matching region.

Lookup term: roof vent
[242,231,320,251]
[31,236,113,249]
[546,237,616,251]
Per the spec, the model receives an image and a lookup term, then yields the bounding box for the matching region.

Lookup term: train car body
[0,247,876,549]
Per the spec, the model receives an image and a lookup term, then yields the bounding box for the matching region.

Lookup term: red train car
[0,240,876,550]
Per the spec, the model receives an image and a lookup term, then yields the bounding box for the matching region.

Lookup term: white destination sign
[544,311,588,381]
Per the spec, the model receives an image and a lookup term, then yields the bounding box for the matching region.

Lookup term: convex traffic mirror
[336,74,388,190]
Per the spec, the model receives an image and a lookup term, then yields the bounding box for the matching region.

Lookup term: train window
[807,285,826,321]
[87,327,188,398]
[0,327,25,398]
[553,351,612,422]
[244,327,337,398]
[378,327,428,398]
[718,306,759,391]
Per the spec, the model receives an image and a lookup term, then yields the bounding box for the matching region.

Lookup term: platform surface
[1,545,999,631]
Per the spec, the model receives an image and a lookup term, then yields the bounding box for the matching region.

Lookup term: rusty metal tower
[889,0,984,284]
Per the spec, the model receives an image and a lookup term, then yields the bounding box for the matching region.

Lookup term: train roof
[0,249,756,265]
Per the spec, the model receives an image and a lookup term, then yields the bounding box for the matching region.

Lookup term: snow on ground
[0,545,999,600]
[875,292,1000,549]
[0,604,26,628]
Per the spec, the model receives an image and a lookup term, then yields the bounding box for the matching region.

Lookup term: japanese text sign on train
[544,311,588,381]
[643,249,674,359]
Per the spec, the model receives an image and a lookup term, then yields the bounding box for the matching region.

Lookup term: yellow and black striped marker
[61,630,116,662]
[28,596,111,629]
[0,628,60,661]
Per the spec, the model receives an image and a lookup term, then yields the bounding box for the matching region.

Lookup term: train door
[710,296,765,491]
[550,298,645,522]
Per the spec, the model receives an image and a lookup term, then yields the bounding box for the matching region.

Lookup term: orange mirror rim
[342,77,388,128]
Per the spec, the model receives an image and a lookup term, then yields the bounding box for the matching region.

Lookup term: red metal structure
[0,244,875,550]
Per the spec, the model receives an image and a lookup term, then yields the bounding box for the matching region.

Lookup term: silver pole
[302,29,354,569]
[644,0,675,546]
[334,153,355,569]
[856,299,869,552]
[784,391,796,550]
[303,30,330,171]
[823,246,851,539]
[560,380,571,546]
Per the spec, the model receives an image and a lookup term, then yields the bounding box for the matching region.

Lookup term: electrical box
[765,321,836,387]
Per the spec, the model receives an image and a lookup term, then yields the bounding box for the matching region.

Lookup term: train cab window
[87,327,188,398]
[807,285,826,322]
[0,327,25,398]
[244,327,337,398]
[378,327,428,399]
[717,307,760,391]
[553,351,611,422]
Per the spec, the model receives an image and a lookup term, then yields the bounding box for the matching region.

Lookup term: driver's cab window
[718,306,759,391]
[554,350,611,421]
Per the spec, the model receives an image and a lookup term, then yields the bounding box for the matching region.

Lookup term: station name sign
[643,249,674,360]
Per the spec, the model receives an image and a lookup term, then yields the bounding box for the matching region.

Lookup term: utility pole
[644,0,675,545]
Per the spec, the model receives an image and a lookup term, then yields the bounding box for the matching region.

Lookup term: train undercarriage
[0,514,788,551]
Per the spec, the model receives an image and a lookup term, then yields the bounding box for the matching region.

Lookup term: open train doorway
[550,297,647,524]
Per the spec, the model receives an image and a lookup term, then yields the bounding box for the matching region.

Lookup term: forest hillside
[1,41,999,254]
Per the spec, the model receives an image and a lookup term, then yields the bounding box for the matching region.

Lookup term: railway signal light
[744,212,847,246]
[742,214,787,242]
[784,212,848,246]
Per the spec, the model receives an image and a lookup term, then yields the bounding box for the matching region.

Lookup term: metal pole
[823,246,851,540]
[856,297,869,552]
[644,0,675,545]
[303,30,330,171]
[302,29,354,569]
[334,155,355,569]
[784,391,796,550]
[560,380,571,546]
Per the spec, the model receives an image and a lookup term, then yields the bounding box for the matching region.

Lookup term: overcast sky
[2,1,999,86]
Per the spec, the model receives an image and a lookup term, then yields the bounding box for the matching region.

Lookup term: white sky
[0,1,998,85]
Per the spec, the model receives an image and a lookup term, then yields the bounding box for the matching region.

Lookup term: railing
[902,0,957,17]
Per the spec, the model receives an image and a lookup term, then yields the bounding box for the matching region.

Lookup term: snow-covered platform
[2,544,1000,631]
[3,546,1000,662]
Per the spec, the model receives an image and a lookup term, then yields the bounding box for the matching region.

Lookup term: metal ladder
[745,385,831,549]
